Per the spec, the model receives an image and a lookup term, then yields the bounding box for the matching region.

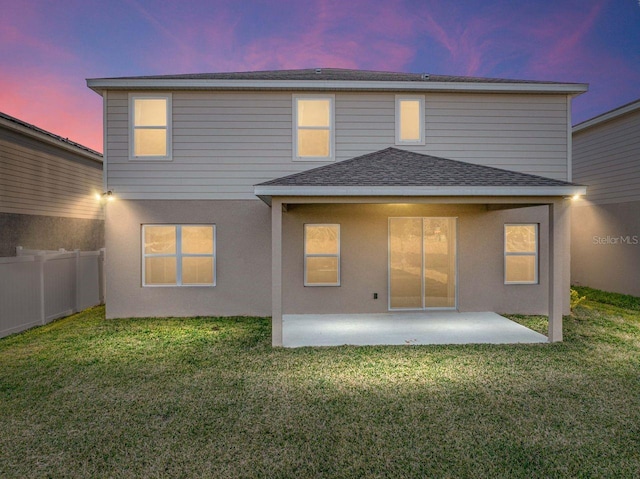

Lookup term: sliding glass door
[389,217,457,310]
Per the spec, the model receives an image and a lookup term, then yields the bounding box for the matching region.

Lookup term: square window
[144,257,177,285]
[297,129,330,157]
[134,98,167,126]
[306,257,339,285]
[182,257,214,285]
[134,129,167,157]
[297,99,331,127]
[142,225,215,287]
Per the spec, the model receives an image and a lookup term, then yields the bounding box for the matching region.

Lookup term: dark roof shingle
[257,148,579,188]
[95,68,570,85]
[0,111,102,158]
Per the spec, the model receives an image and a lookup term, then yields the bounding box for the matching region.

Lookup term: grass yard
[1,292,639,478]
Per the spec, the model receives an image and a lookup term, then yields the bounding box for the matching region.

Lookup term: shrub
[570,288,586,312]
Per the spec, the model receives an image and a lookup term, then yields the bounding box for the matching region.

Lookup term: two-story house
[87,69,587,346]
[0,112,104,257]
[571,99,640,297]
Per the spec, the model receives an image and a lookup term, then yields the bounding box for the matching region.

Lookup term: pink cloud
[0,22,77,63]
[0,71,103,152]
[0,2,102,151]
[239,0,417,72]
[0,2,79,65]
[412,3,520,77]
[128,0,418,74]
[524,1,606,78]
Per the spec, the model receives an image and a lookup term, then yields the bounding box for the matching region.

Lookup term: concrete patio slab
[282,311,548,347]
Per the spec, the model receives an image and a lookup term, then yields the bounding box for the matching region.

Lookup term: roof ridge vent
[421,73,430,80]
[315,68,322,74]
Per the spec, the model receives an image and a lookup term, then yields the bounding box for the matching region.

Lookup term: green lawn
[1,293,639,478]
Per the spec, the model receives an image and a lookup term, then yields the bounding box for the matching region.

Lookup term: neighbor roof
[573,97,640,133]
[0,111,102,162]
[87,68,588,95]
[254,148,585,204]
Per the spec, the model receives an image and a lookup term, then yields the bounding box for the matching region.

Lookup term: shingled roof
[254,148,585,203]
[0,111,102,160]
[92,68,565,84]
[87,68,588,96]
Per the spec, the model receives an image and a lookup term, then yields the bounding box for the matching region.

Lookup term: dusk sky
[2,0,639,152]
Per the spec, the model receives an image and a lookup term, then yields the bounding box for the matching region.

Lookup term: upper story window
[396,95,425,145]
[293,95,335,161]
[130,93,172,160]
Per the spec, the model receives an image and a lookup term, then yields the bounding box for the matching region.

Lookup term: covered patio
[255,148,586,347]
[282,311,548,347]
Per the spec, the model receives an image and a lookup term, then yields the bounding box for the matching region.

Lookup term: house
[0,112,104,257]
[86,68,587,345]
[571,99,640,297]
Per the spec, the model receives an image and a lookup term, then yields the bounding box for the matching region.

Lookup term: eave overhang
[573,98,640,133]
[87,78,588,96]
[254,185,587,206]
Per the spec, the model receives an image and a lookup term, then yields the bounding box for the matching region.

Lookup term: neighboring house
[572,99,640,297]
[87,68,587,345]
[0,112,104,257]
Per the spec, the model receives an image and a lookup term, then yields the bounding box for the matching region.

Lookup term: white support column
[548,199,568,342]
[271,198,283,347]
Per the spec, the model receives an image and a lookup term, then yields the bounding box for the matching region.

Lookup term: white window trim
[292,94,335,162]
[395,95,425,145]
[504,223,538,285]
[142,224,216,287]
[304,223,340,286]
[129,92,172,161]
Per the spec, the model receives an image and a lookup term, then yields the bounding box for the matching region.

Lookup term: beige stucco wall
[105,199,570,319]
[281,203,568,316]
[571,201,640,296]
[104,199,272,318]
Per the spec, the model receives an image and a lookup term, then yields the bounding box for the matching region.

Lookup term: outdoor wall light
[96,190,114,203]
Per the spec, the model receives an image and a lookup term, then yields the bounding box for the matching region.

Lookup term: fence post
[98,248,106,304]
[36,253,46,325]
[74,249,81,313]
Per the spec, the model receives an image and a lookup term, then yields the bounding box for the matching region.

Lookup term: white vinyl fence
[0,247,105,338]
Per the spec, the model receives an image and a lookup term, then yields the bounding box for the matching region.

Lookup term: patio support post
[271,198,283,346]
[548,199,567,342]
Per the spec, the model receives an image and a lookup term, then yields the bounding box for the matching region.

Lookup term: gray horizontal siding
[573,108,640,204]
[106,91,569,200]
[0,130,103,219]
